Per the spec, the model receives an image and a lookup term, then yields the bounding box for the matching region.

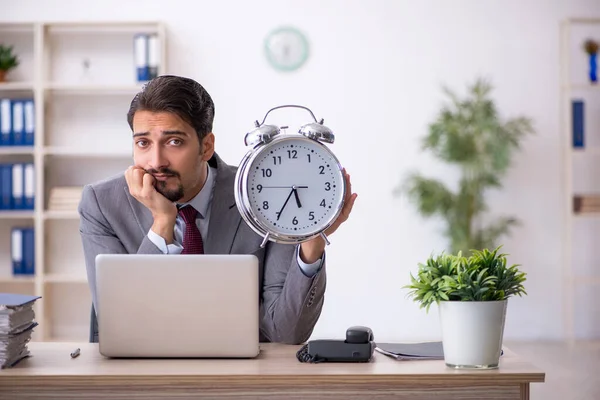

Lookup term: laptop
[94,253,260,358]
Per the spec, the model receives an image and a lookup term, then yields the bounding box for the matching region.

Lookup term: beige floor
[506,341,600,400]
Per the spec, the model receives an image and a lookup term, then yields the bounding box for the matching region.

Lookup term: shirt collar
[177,164,215,219]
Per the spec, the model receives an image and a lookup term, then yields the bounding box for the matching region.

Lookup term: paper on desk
[375,342,445,360]
[0,293,41,311]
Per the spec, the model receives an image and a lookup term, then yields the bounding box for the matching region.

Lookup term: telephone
[296,326,375,363]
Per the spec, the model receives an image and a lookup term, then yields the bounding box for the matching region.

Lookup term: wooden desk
[0,342,544,400]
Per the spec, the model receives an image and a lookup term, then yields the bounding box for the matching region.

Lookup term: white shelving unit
[561,18,600,343]
[0,21,167,342]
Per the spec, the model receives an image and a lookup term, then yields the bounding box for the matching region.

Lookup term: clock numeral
[307,154,311,163]
[276,211,281,219]
[318,165,325,175]
[272,156,282,165]
[325,182,331,191]
[292,216,299,225]
[320,199,326,208]
[287,150,297,159]
[309,211,315,220]
[262,201,269,210]
[261,168,272,178]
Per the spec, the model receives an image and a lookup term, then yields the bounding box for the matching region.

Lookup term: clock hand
[293,187,302,208]
[261,186,309,189]
[277,189,295,221]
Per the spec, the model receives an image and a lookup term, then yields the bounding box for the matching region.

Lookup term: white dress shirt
[147,165,323,277]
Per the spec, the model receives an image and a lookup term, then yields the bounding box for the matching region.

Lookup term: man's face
[132,110,214,203]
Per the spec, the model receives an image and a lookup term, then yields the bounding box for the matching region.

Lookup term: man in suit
[78,75,357,345]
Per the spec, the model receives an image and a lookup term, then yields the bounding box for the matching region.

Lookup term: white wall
[4,0,600,341]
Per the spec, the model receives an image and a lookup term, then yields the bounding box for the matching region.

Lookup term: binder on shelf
[0,99,11,146]
[11,228,23,275]
[11,164,24,210]
[148,34,159,79]
[11,227,34,276]
[23,163,34,210]
[11,100,24,146]
[22,228,34,275]
[0,164,11,210]
[23,99,34,146]
[134,34,150,82]
[572,99,584,148]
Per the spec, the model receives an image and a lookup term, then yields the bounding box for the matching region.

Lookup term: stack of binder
[48,186,83,211]
[0,293,40,369]
[0,163,35,210]
[134,33,160,82]
[0,98,35,146]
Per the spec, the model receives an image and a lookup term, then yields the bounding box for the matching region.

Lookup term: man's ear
[201,133,215,161]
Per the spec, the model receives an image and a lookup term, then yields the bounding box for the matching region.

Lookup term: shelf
[44,211,79,220]
[574,212,600,218]
[44,274,87,284]
[0,146,35,155]
[0,23,34,33]
[44,147,131,158]
[0,20,166,342]
[0,211,35,219]
[562,84,600,91]
[572,147,600,155]
[565,18,600,24]
[45,84,144,96]
[0,275,35,284]
[571,277,600,285]
[46,21,162,34]
[0,82,34,92]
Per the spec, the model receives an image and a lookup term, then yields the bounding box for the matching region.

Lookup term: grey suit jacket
[78,153,326,345]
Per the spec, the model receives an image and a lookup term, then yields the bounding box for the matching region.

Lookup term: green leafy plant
[395,78,534,255]
[584,39,598,55]
[404,246,527,312]
[0,44,19,72]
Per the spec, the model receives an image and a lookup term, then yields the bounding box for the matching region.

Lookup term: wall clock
[264,26,310,72]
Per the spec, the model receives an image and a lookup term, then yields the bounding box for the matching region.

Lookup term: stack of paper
[48,186,83,211]
[375,341,445,360]
[0,293,41,368]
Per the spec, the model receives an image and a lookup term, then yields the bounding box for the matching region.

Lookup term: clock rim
[235,134,345,245]
[263,26,310,72]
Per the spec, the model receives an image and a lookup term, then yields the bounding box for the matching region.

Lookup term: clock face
[264,26,309,72]
[245,136,344,238]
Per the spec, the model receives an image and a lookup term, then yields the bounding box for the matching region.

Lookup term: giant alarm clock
[234,105,346,247]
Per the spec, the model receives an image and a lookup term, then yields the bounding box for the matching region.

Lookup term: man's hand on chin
[299,168,357,264]
[125,166,178,243]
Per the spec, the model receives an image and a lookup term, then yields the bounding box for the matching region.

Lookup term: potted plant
[404,246,527,369]
[0,44,19,83]
[584,39,598,83]
[395,78,534,256]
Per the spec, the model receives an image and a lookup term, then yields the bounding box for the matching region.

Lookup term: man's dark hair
[127,75,215,143]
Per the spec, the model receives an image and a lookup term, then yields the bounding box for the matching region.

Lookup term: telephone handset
[296,326,375,363]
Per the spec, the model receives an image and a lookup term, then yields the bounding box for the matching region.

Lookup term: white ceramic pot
[438,300,507,369]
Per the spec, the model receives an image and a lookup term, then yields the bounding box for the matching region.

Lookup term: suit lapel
[124,186,154,237]
[204,153,242,254]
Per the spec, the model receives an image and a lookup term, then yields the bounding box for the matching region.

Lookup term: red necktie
[178,205,204,254]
